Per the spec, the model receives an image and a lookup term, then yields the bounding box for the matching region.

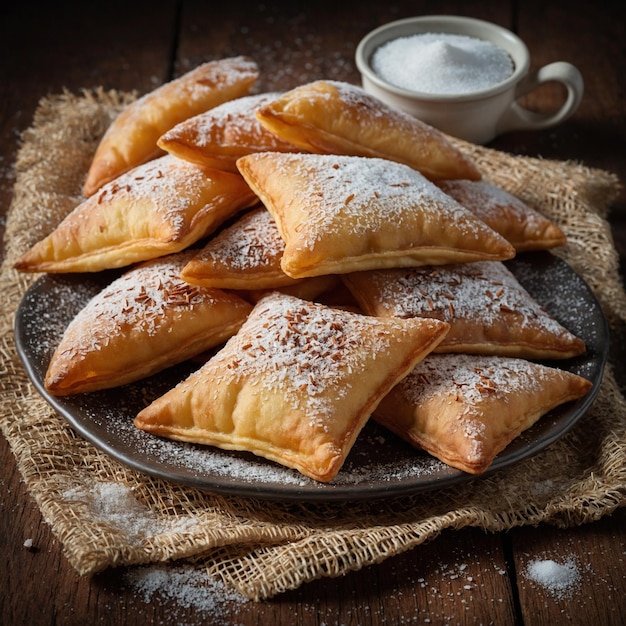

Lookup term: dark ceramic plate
[14,251,608,501]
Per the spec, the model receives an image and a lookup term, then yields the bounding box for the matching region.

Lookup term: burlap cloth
[1,90,625,601]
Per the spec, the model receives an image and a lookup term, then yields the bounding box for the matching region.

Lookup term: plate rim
[13,251,609,502]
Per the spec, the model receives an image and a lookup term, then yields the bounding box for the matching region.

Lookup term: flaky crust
[83,56,259,196]
[237,152,514,278]
[15,155,257,273]
[45,251,253,395]
[255,80,482,181]
[374,353,593,474]
[158,92,299,172]
[341,261,586,360]
[181,206,300,289]
[437,179,567,251]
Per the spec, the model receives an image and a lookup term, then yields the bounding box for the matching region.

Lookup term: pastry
[236,152,515,279]
[45,251,253,395]
[255,80,481,181]
[83,56,259,196]
[158,92,299,172]
[181,206,340,300]
[15,155,258,273]
[245,274,341,304]
[437,179,567,251]
[134,292,450,482]
[180,206,301,290]
[373,353,593,474]
[342,261,586,359]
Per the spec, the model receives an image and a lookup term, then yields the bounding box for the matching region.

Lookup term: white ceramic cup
[355,15,584,144]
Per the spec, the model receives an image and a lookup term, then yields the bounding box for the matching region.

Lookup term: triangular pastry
[181,205,340,300]
[45,251,253,395]
[373,353,593,474]
[437,179,567,251]
[158,92,299,172]
[342,261,586,359]
[15,155,258,273]
[255,80,481,181]
[236,152,515,279]
[83,56,259,196]
[181,206,302,290]
[134,292,450,482]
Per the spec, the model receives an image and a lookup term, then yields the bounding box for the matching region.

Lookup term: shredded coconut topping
[208,293,405,414]
[55,252,212,358]
[362,261,571,336]
[92,155,214,235]
[193,208,283,271]
[401,353,548,408]
[398,353,551,460]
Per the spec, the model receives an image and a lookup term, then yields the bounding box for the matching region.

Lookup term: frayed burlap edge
[1,90,625,601]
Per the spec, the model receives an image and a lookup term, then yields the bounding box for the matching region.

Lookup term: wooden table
[1,1,624,624]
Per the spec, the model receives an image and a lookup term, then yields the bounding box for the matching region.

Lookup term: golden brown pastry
[15,155,258,273]
[373,353,593,474]
[255,80,481,181]
[158,92,299,172]
[236,152,515,279]
[181,206,341,300]
[83,56,259,196]
[342,261,586,359]
[45,251,253,395]
[134,292,450,482]
[181,206,301,290]
[437,179,567,251]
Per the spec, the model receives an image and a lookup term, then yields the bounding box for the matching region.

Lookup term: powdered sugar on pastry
[403,353,548,411]
[273,154,484,247]
[209,292,412,416]
[437,179,566,251]
[93,155,211,233]
[162,92,296,152]
[359,261,573,336]
[378,352,592,472]
[189,207,282,272]
[55,252,222,356]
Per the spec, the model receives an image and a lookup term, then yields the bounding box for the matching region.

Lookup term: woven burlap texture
[1,91,625,602]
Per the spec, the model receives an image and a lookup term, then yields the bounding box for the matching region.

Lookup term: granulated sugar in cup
[355,15,584,144]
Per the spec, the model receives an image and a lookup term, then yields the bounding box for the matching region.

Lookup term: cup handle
[496,62,584,135]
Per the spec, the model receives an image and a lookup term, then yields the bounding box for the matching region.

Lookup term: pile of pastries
[16,56,592,482]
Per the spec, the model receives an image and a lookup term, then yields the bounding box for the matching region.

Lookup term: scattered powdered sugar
[62,481,167,542]
[311,80,443,140]
[438,179,547,228]
[52,251,217,358]
[124,563,248,620]
[525,557,583,599]
[371,32,514,95]
[395,353,558,462]
[92,155,213,233]
[122,56,259,123]
[401,353,552,408]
